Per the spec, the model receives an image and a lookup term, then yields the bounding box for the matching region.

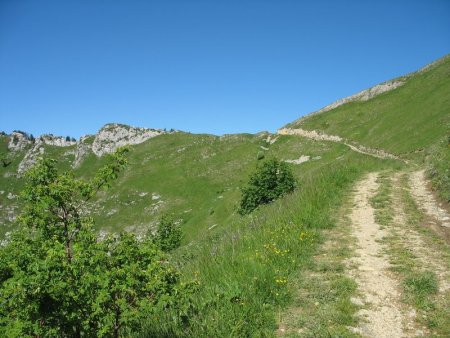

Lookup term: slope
[286,55,450,155]
[0,127,366,243]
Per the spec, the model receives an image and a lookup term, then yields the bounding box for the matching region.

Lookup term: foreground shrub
[238,158,296,215]
[0,149,182,337]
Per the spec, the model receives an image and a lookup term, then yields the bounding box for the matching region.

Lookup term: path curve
[277,128,400,160]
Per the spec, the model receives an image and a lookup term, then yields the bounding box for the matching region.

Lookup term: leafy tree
[0,148,181,337]
[238,158,296,215]
[153,214,183,252]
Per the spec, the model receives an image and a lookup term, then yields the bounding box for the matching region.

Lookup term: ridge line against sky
[1,0,449,138]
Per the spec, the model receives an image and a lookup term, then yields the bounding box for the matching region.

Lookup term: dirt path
[348,173,415,337]
[345,143,395,160]
[277,128,400,161]
[277,169,449,336]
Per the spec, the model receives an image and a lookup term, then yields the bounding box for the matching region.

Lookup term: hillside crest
[3,123,171,173]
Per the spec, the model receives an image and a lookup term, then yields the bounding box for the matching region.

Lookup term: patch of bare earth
[348,173,416,337]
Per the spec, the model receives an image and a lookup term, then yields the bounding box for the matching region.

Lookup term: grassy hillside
[1,127,403,336]
[138,150,401,337]
[287,55,450,155]
[0,131,363,242]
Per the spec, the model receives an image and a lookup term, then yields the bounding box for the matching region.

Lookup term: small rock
[285,155,310,165]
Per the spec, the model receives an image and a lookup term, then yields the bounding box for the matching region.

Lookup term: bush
[154,214,183,252]
[0,149,183,337]
[238,158,296,215]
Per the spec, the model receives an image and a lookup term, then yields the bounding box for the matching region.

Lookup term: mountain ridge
[287,54,450,129]
[1,54,448,240]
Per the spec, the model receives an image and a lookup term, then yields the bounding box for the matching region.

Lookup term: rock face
[72,135,93,168]
[16,135,76,174]
[278,127,343,142]
[317,80,404,114]
[92,124,165,156]
[289,79,404,127]
[39,135,76,147]
[8,124,168,172]
[7,132,31,151]
[17,140,45,174]
[285,155,311,165]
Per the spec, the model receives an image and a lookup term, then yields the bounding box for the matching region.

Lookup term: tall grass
[137,155,395,337]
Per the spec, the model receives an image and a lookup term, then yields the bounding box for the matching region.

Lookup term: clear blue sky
[1,0,449,138]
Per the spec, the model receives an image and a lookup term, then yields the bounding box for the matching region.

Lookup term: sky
[0,0,449,138]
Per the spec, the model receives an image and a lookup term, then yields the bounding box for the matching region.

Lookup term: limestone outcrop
[92,124,165,156]
[7,132,31,151]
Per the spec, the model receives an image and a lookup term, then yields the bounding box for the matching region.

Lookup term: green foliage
[256,151,265,160]
[238,158,296,215]
[0,148,182,337]
[153,214,183,252]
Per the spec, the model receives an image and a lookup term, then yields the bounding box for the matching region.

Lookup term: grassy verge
[277,193,359,337]
[137,154,396,337]
[370,172,394,227]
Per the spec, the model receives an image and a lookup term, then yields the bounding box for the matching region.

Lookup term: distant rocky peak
[92,123,167,156]
[39,134,77,147]
[8,132,31,151]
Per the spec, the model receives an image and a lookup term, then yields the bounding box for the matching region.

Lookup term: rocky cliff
[6,124,168,173]
[92,124,165,156]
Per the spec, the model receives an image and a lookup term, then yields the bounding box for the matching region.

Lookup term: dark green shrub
[154,214,183,252]
[238,158,296,215]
